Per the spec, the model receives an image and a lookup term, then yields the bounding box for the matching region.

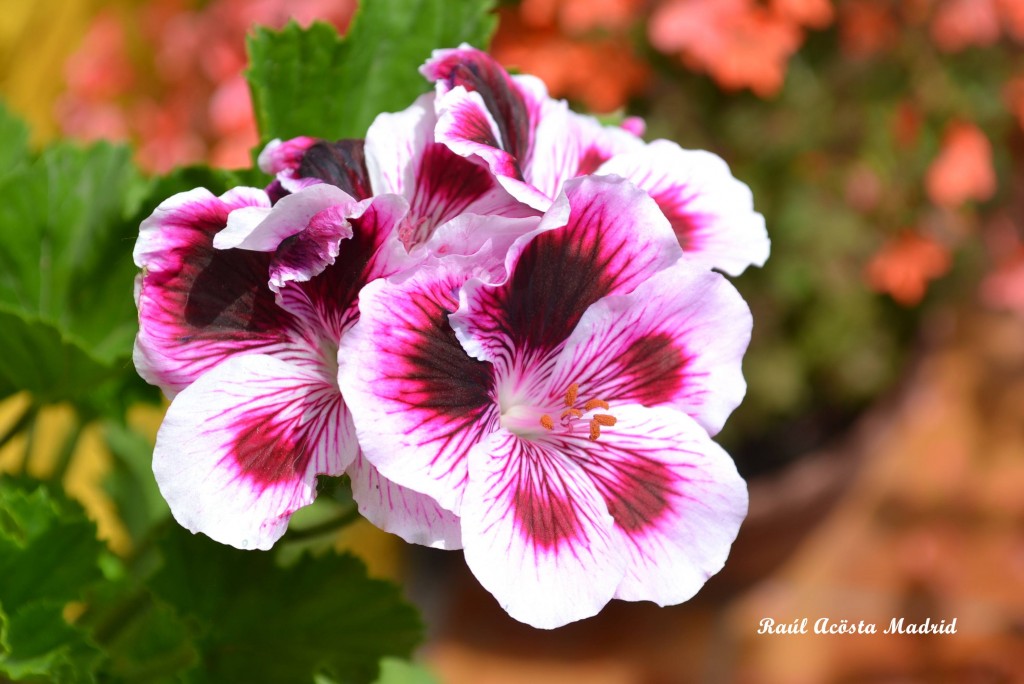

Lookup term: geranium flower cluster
[133,46,769,628]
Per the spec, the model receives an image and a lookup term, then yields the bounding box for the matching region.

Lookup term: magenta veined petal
[153,353,354,550]
[276,192,409,343]
[597,140,770,275]
[570,405,748,605]
[423,44,544,172]
[258,136,318,176]
[214,183,357,252]
[526,107,645,205]
[451,175,683,370]
[133,186,298,397]
[423,45,649,212]
[460,429,626,629]
[366,92,537,254]
[338,258,499,515]
[547,260,752,436]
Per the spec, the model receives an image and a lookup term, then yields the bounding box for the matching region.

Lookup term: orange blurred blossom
[649,0,802,97]
[929,0,1000,52]
[519,0,644,33]
[492,7,649,112]
[925,121,997,208]
[772,0,834,29]
[838,1,900,59]
[865,231,952,306]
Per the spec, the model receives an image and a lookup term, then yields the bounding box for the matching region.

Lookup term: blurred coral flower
[649,0,802,97]
[925,121,997,208]
[865,231,952,305]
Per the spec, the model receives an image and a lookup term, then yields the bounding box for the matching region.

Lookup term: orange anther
[560,408,582,420]
[540,414,554,430]
[589,421,601,441]
[593,414,617,427]
[565,383,579,407]
[584,398,609,411]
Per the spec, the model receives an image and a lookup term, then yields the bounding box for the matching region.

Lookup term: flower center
[540,382,617,441]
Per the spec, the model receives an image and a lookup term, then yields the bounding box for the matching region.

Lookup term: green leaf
[0,101,30,182]
[0,141,149,401]
[0,483,103,613]
[0,310,121,403]
[151,527,423,684]
[0,602,100,683]
[96,592,198,683]
[0,482,104,682]
[246,0,496,143]
[373,658,440,684]
[102,420,169,545]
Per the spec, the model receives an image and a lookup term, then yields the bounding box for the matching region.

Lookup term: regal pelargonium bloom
[422,44,770,275]
[339,175,750,628]
[134,183,460,550]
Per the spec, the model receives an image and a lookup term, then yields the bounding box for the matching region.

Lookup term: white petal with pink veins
[214,183,358,252]
[338,259,498,515]
[452,175,681,371]
[549,261,751,436]
[597,140,769,275]
[153,354,355,550]
[527,108,644,203]
[570,405,747,605]
[460,430,626,629]
[133,186,298,397]
[347,452,463,550]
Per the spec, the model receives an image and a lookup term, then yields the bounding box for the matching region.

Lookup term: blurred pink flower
[929,0,1000,52]
[492,3,649,112]
[520,0,644,34]
[865,231,952,306]
[981,250,1024,316]
[772,0,834,29]
[59,0,357,172]
[649,0,802,97]
[838,1,900,59]
[925,122,997,208]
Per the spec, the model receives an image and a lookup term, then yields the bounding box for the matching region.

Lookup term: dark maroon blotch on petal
[146,203,292,345]
[395,288,494,420]
[404,143,496,248]
[615,333,689,406]
[500,207,624,353]
[298,139,373,200]
[281,199,396,339]
[228,412,310,486]
[512,444,586,549]
[590,456,675,534]
[430,50,531,178]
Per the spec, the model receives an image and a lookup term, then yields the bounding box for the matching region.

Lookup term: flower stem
[282,506,362,543]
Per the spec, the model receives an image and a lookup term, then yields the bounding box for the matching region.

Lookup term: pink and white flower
[422,45,770,275]
[338,175,750,628]
[134,183,459,550]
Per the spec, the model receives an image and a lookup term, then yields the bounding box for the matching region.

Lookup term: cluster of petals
[133,45,769,628]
